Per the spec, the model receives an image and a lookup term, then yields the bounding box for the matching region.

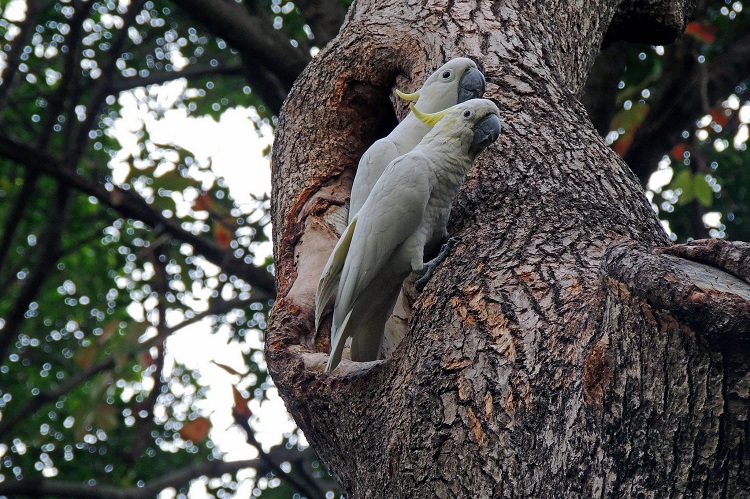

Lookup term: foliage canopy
[0,0,748,496]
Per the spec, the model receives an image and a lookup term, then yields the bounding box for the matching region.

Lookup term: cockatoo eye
[441,70,452,79]
[462,109,473,119]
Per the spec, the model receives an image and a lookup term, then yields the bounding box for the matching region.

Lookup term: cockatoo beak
[471,114,502,151]
[457,67,486,103]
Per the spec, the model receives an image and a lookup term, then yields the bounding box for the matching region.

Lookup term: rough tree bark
[268,0,750,496]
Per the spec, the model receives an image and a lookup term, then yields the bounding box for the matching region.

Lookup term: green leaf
[152,192,176,212]
[693,175,714,207]
[610,102,650,131]
[152,170,195,194]
[671,170,695,205]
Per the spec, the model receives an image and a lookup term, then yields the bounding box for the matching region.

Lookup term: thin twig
[0,296,265,438]
[233,411,326,499]
[0,134,276,295]
[67,0,147,163]
[0,170,38,275]
[111,62,244,93]
[127,235,169,461]
[0,457,268,498]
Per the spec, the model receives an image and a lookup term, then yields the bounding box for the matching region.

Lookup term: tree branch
[0,184,70,360]
[0,295,264,439]
[0,170,38,276]
[168,0,311,113]
[0,458,267,498]
[238,53,289,115]
[37,0,91,149]
[605,1,694,46]
[111,62,244,93]
[0,338,113,439]
[581,41,629,135]
[623,30,750,183]
[233,411,326,499]
[127,239,169,461]
[656,238,750,284]
[0,0,44,109]
[0,134,276,295]
[293,0,348,47]
[68,0,146,162]
[604,238,750,343]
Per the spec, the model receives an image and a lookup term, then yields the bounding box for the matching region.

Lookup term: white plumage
[316,58,486,332]
[321,98,502,372]
[348,58,486,221]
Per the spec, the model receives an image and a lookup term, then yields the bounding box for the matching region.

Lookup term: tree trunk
[268,0,750,496]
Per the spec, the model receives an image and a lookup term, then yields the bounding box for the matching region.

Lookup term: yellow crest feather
[395,89,420,102]
[410,103,448,126]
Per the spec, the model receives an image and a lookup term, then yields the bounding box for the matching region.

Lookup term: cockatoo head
[411,98,502,155]
[396,58,486,113]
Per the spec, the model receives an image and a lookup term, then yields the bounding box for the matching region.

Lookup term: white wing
[326,154,432,371]
[336,153,431,317]
[348,138,400,222]
[315,215,358,331]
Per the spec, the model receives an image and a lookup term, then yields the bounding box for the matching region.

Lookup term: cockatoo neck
[388,113,433,152]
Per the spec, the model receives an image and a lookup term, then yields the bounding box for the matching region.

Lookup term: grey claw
[415,236,461,292]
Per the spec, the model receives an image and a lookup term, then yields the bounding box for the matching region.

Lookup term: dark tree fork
[268,0,750,496]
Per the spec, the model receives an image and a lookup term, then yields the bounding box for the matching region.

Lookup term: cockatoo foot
[415,236,461,291]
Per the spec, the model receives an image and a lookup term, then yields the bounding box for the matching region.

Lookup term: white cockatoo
[315,58,485,332]
[349,57,485,220]
[321,98,502,372]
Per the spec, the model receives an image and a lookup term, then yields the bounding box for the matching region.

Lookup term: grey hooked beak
[471,114,502,151]
[457,67,486,103]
